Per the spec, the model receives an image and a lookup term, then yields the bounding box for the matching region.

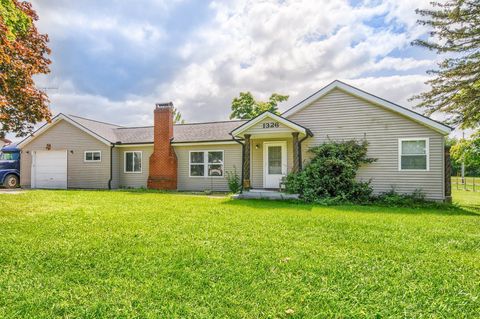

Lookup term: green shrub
[225,167,242,194]
[372,188,432,207]
[285,140,376,203]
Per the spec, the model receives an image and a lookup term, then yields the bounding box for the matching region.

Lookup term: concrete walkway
[232,189,299,200]
[0,188,24,195]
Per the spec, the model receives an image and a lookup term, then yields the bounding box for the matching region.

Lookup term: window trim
[124,151,143,174]
[188,150,225,178]
[398,138,429,171]
[84,150,102,163]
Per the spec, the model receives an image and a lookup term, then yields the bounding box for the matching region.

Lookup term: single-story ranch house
[18,80,453,201]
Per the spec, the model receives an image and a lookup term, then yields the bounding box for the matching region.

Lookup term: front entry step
[232,190,299,200]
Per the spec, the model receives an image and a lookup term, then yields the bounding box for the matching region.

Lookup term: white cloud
[35,11,165,51]
[155,0,437,122]
[371,57,434,71]
[30,0,183,51]
[7,0,452,142]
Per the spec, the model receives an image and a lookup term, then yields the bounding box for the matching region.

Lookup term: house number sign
[262,122,280,129]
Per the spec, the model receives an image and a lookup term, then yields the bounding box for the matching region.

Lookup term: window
[267,146,282,174]
[189,151,224,177]
[125,151,142,173]
[0,152,19,161]
[84,151,101,162]
[399,138,429,171]
[190,151,205,177]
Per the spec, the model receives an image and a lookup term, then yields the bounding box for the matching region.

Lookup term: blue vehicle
[0,145,20,188]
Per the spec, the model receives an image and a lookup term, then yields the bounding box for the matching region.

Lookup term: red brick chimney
[147,102,177,190]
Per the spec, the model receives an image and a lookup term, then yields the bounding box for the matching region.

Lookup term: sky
[12,0,456,139]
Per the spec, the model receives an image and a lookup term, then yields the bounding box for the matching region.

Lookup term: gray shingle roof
[65,114,246,144]
[67,114,123,143]
[173,120,246,143]
[114,126,153,144]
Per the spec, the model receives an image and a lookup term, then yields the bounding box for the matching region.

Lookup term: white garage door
[32,150,68,189]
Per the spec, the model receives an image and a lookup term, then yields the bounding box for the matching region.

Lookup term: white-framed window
[124,151,142,173]
[189,150,224,177]
[398,138,429,171]
[84,151,101,162]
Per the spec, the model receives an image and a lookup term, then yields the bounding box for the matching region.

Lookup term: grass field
[453,188,480,213]
[0,189,479,318]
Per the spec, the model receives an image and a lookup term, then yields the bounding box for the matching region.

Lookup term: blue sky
[25,0,443,133]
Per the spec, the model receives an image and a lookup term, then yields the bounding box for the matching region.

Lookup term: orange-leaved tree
[0,0,51,137]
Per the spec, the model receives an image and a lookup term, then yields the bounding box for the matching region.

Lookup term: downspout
[298,130,313,170]
[230,134,245,194]
[108,144,115,190]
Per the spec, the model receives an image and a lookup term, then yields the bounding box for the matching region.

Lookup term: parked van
[0,145,20,188]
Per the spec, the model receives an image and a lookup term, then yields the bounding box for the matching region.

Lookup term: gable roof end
[231,111,311,138]
[282,80,453,135]
[17,114,113,148]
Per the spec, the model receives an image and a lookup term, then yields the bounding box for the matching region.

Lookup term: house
[17,80,453,201]
[0,138,11,149]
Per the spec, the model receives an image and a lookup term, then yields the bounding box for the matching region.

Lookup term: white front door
[263,141,287,189]
[32,150,68,189]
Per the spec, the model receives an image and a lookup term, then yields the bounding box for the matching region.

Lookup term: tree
[230,92,288,120]
[0,0,51,137]
[412,0,480,129]
[284,140,376,203]
[445,136,461,175]
[450,131,480,169]
[173,107,185,124]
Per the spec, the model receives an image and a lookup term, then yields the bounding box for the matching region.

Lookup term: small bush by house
[285,140,376,203]
[225,167,242,194]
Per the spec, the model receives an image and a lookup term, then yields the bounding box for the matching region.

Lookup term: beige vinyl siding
[20,120,111,189]
[288,88,445,200]
[245,118,297,136]
[118,146,153,188]
[175,144,242,191]
[250,138,294,189]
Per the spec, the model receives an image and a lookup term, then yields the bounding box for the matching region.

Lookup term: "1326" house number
[262,122,280,129]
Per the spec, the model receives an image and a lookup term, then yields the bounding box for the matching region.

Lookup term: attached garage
[31,150,68,189]
[18,115,114,190]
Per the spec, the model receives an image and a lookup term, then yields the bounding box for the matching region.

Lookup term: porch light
[255,144,259,150]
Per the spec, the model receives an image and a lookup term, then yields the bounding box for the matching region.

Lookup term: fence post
[474,177,476,192]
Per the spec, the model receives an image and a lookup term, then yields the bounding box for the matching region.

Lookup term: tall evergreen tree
[412,0,480,129]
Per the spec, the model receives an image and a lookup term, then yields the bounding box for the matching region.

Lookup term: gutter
[230,134,245,194]
[298,131,313,170]
[108,144,115,189]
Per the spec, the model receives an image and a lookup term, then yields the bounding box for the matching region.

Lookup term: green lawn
[0,190,479,318]
[453,188,480,213]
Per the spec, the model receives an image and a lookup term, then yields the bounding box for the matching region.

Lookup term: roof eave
[231,111,308,137]
[17,114,113,148]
